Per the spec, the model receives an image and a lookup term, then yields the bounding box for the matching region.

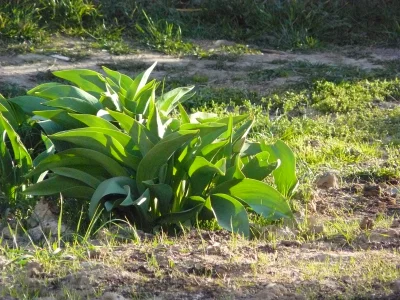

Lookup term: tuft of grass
[135,10,199,56]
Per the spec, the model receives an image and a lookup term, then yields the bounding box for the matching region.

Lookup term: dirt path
[1,41,399,94]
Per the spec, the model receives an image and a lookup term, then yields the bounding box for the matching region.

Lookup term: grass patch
[2,1,400,54]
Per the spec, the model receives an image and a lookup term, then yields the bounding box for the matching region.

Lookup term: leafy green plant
[0,94,32,206]
[13,63,297,236]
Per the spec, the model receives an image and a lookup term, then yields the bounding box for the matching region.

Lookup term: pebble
[315,172,339,189]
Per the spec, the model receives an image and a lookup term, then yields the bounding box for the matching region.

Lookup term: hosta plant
[14,63,298,237]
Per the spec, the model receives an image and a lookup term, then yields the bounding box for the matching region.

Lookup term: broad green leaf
[28,82,61,95]
[103,67,134,92]
[143,181,173,215]
[232,119,254,153]
[0,113,32,174]
[212,178,293,220]
[103,187,149,215]
[33,134,55,167]
[147,98,165,138]
[189,112,217,123]
[58,186,95,199]
[188,156,225,196]
[178,103,190,124]
[241,151,280,181]
[89,176,137,218]
[156,203,204,225]
[180,122,226,134]
[0,127,14,182]
[7,96,52,116]
[24,175,94,197]
[107,110,157,155]
[199,114,248,125]
[133,80,156,115]
[136,130,198,193]
[126,62,157,101]
[120,188,150,211]
[222,117,234,169]
[100,82,122,111]
[27,148,128,178]
[157,86,195,115]
[44,97,99,114]
[105,77,126,101]
[232,119,254,144]
[31,85,101,110]
[53,69,106,94]
[36,120,64,135]
[69,114,120,131]
[0,99,19,129]
[217,155,245,184]
[163,118,181,135]
[263,140,298,197]
[50,128,140,170]
[33,109,84,129]
[51,167,102,189]
[210,193,249,237]
[200,140,228,161]
[182,196,214,220]
[240,142,263,157]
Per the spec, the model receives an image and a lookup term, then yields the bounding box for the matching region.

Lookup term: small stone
[25,261,44,278]
[101,292,127,300]
[308,140,320,148]
[280,240,301,247]
[253,283,288,300]
[239,106,249,114]
[350,184,363,193]
[392,279,400,293]
[390,187,400,197]
[27,227,44,243]
[306,201,317,213]
[363,184,381,197]
[315,172,339,189]
[367,231,391,243]
[391,219,400,228]
[275,227,297,239]
[62,254,77,261]
[309,225,324,234]
[1,227,14,239]
[50,54,71,61]
[214,40,236,47]
[359,216,374,230]
[225,105,235,113]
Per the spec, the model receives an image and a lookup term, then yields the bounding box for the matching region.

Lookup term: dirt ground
[1,39,399,93]
[1,39,400,299]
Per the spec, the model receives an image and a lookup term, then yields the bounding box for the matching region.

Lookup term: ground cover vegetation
[1,0,400,55]
[1,0,400,299]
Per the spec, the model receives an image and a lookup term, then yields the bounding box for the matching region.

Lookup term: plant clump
[1,62,298,237]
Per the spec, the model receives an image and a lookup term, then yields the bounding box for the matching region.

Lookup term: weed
[136,10,198,56]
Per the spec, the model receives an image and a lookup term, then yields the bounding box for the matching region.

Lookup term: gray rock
[253,283,288,300]
[101,292,127,300]
[1,227,14,239]
[214,40,236,47]
[315,172,339,189]
[392,279,400,293]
